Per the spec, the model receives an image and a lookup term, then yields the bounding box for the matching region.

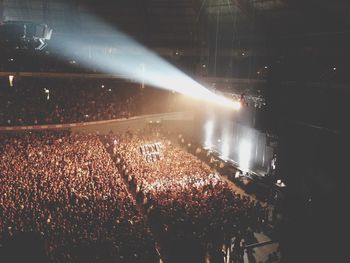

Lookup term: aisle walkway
[221,175,255,199]
[119,170,165,262]
[220,174,280,263]
[243,233,280,263]
[220,174,275,219]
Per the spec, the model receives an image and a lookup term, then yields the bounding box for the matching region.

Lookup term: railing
[0,71,264,84]
[0,112,193,132]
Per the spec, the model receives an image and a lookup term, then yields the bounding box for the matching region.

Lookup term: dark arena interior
[0,1,349,263]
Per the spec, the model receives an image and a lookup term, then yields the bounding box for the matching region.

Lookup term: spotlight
[276,179,286,187]
[44,88,50,100]
[232,101,242,110]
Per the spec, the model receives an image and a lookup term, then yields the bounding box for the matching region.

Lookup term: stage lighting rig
[0,21,52,50]
[220,91,266,109]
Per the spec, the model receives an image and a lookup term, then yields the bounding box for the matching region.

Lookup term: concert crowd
[0,132,157,263]
[0,80,185,126]
[106,132,268,262]
[0,129,270,262]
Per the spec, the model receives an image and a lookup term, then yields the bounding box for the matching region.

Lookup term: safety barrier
[0,112,194,132]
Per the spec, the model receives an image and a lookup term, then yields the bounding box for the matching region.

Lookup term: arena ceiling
[1,0,349,41]
[1,0,350,82]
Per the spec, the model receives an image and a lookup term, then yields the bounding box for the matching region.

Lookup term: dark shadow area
[1,232,48,263]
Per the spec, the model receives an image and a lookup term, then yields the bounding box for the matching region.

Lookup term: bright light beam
[221,135,230,160]
[239,140,251,172]
[50,15,239,109]
[204,120,214,148]
[220,122,231,160]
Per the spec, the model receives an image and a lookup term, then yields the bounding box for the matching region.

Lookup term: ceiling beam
[0,0,4,23]
[230,0,274,34]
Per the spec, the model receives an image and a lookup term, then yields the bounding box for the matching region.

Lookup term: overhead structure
[0,21,52,50]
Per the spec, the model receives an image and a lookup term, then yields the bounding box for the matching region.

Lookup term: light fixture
[8,75,14,87]
[232,101,242,110]
[44,88,50,100]
[235,171,241,178]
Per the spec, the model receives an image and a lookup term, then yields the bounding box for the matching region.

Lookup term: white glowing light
[220,131,231,160]
[44,88,50,100]
[221,142,230,160]
[235,171,241,178]
[239,140,251,172]
[205,120,214,148]
[276,179,286,187]
[232,101,242,110]
[8,75,14,87]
